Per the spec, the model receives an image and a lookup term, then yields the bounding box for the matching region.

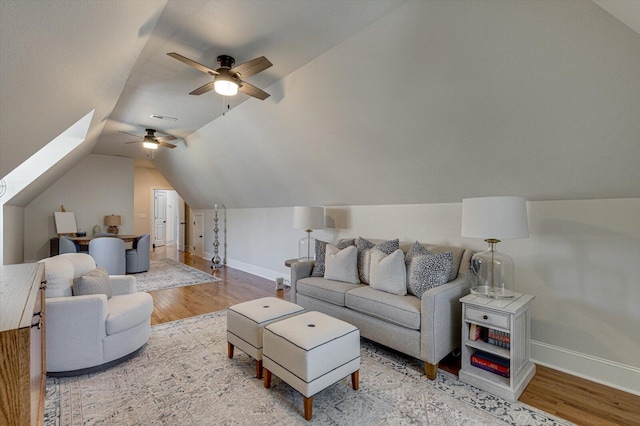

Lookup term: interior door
[154,191,167,247]
[177,196,186,252]
[193,212,203,258]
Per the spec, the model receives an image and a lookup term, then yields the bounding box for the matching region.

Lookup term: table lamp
[461,196,529,299]
[293,206,325,260]
[104,214,122,235]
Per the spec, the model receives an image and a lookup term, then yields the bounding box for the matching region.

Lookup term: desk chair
[89,237,126,275]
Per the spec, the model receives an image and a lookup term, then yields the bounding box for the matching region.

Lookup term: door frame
[193,212,204,258]
[149,186,173,248]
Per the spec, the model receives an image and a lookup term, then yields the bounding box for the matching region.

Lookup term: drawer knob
[482,315,488,320]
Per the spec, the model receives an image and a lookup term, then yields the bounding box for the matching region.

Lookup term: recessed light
[150,114,178,121]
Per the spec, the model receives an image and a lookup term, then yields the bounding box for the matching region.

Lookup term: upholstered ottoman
[227,297,305,378]
[263,311,360,421]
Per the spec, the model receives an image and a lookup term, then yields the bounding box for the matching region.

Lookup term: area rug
[132,258,220,292]
[45,311,573,426]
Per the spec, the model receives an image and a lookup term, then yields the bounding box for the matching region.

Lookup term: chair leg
[303,396,313,421]
[351,370,359,390]
[424,362,438,380]
[227,342,234,358]
[256,360,263,379]
[264,368,272,388]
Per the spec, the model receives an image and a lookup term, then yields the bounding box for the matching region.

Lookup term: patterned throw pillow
[405,241,433,265]
[72,267,112,299]
[369,249,407,295]
[324,245,359,284]
[312,239,355,277]
[356,237,400,284]
[407,251,453,298]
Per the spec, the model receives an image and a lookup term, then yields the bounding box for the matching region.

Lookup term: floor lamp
[293,206,325,260]
[461,196,529,299]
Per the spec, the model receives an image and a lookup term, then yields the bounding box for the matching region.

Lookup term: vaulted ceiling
[1,0,639,210]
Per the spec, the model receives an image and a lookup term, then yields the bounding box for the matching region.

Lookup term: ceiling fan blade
[119,130,143,139]
[124,141,142,145]
[238,81,270,100]
[158,142,177,149]
[190,81,216,96]
[167,52,219,76]
[155,135,177,142]
[229,56,272,78]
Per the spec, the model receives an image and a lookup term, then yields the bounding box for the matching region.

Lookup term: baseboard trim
[224,258,283,282]
[531,340,640,396]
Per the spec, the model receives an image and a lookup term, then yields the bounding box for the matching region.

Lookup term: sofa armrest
[109,275,137,295]
[45,295,108,372]
[420,273,471,365]
[290,260,315,303]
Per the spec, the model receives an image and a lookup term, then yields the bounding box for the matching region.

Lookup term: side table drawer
[466,307,510,329]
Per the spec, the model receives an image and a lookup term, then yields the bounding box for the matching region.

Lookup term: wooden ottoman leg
[256,360,263,379]
[264,368,272,388]
[351,370,359,390]
[227,342,234,358]
[303,396,313,421]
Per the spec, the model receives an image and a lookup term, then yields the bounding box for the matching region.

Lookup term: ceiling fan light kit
[122,128,177,150]
[143,141,159,150]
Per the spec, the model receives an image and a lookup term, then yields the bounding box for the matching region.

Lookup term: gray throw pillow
[405,241,432,265]
[407,251,453,298]
[324,245,359,284]
[369,249,407,295]
[356,237,400,284]
[72,267,112,299]
[312,239,355,277]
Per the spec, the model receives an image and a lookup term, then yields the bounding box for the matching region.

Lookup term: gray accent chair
[89,237,126,275]
[126,234,150,273]
[39,253,153,376]
[59,235,79,254]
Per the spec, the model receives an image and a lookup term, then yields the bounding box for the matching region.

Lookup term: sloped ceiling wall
[0,0,167,202]
[153,0,640,210]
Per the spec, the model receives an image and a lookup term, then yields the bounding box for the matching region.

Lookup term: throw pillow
[324,245,359,284]
[369,249,407,295]
[407,251,453,298]
[405,241,432,265]
[72,267,112,299]
[312,239,355,277]
[356,237,400,284]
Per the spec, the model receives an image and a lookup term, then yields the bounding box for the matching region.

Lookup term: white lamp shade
[293,206,325,230]
[214,79,239,96]
[461,196,529,239]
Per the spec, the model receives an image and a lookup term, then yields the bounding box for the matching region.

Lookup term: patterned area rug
[45,311,573,426]
[132,258,220,292]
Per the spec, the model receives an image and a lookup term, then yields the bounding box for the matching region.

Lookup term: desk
[50,235,140,256]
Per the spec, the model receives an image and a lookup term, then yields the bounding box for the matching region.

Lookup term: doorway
[193,212,204,258]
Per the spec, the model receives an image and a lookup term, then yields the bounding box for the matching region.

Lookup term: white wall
[24,154,134,261]
[2,205,25,265]
[133,166,172,236]
[198,198,640,395]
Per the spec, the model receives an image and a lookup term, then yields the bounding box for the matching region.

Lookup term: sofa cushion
[407,251,453,298]
[106,292,154,335]
[297,277,364,307]
[324,245,359,283]
[73,267,113,299]
[311,239,355,277]
[345,286,421,330]
[369,249,407,296]
[356,237,400,283]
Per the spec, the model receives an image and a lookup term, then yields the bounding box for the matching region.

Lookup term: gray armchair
[126,234,150,273]
[89,237,126,275]
[59,235,79,254]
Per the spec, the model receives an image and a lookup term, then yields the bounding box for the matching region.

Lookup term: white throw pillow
[369,249,407,295]
[324,245,359,284]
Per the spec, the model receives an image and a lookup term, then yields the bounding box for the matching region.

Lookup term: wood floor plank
[148,246,640,426]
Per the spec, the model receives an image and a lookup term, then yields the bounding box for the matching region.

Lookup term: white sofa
[40,253,153,376]
[291,239,472,379]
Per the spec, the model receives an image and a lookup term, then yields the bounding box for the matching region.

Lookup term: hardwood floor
[149,246,640,426]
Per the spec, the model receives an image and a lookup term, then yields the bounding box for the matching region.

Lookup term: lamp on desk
[461,196,529,299]
[104,214,121,235]
[293,206,325,260]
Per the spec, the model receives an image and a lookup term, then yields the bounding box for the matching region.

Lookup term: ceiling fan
[121,128,177,150]
[167,52,272,100]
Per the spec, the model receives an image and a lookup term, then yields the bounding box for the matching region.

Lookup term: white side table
[459,292,536,401]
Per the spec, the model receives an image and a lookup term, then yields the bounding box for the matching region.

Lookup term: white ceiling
[1,0,639,209]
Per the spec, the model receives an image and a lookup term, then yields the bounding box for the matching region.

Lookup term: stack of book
[469,324,511,349]
[470,351,510,377]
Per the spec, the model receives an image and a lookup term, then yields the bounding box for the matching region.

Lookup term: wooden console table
[0,263,46,426]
